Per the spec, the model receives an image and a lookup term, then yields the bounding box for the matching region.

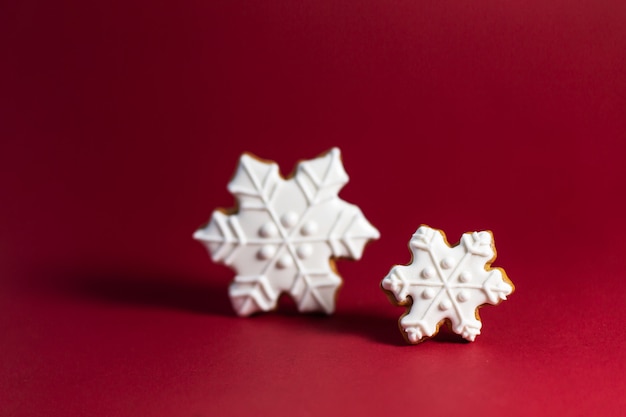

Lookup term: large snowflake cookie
[194,148,380,316]
[381,226,514,344]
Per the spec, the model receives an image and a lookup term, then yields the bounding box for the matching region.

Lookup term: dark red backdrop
[2,0,626,416]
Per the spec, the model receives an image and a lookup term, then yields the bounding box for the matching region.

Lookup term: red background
[2,0,626,415]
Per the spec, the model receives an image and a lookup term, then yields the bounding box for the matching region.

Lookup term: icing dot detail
[421,288,435,299]
[276,254,293,269]
[257,245,276,260]
[296,244,313,259]
[300,221,318,236]
[458,271,471,283]
[280,211,298,228]
[421,267,435,279]
[439,299,452,311]
[258,222,278,238]
[440,258,455,269]
[457,290,469,302]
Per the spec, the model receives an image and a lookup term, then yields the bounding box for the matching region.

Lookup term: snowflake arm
[195,148,379,316]
[227,154,282,211]
[381,225,514,344]
[295,147,349,204]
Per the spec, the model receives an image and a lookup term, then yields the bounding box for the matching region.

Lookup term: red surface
[2,0,626,415]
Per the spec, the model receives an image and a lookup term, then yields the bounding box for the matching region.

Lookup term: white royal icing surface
[381,226,513,343]
[195,148,380,316]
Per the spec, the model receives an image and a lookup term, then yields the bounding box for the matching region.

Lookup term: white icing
[421,267,435,279]
[276,254,293,269]
[194,147,380,316]
[258,222,278,238]
[280,211,298,228]
[440,257,454,269]
[296,244,313,259]
[381,225,514,343]
[257,245,276,260]
[458,271,471,283]
[421,288,435,299]
[300,221,318,236]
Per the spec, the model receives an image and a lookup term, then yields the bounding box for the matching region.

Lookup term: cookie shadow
[316,312,470,346]
[430,324,471,344]
[42,266,471,345]
[324,311,408,346]
[49,266,234,316]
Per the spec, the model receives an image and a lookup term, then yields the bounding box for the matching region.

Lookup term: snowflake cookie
[194,148,380,316]
[381,226,514,344]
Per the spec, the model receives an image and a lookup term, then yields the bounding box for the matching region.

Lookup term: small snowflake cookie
[381,225,514,344]
[194,148,380,316]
